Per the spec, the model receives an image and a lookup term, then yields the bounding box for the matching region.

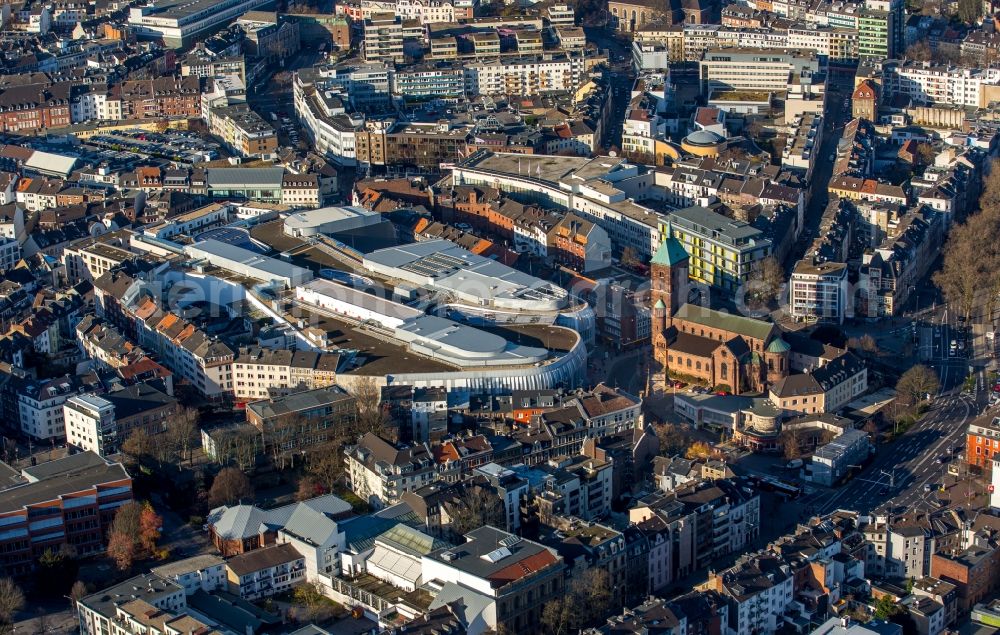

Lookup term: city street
[808,390,975,516]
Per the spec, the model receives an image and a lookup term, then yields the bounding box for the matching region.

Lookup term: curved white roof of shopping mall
[363,239,568,312]
[295,280,548,367]
[284,206,384,238]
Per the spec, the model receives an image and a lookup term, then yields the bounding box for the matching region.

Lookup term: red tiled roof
[487,550,558,587]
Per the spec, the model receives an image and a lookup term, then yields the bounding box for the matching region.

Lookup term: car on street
[923,483,934,492]
[937,456,949,464]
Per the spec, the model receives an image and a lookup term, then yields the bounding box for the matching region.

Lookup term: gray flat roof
[363,239,567,309]
[186,239,313,284]
[1,460,129,513]
[22,450,109,481]
[669,206,769,247]
[151,554,225,578]
[427,526,560,584]
[205,167,285,188]
[80,574,182,619]
[246,385,354,420]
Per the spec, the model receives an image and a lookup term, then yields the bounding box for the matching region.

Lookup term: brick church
[651,233,790,393]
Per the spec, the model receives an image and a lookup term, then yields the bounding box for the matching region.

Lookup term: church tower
[650,223,690,323]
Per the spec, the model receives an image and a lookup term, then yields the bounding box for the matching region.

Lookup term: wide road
[810,390,974,515]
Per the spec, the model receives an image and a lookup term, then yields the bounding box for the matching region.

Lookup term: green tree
[874,595,901,620]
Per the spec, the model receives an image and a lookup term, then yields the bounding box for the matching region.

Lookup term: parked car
[786,459,803,469]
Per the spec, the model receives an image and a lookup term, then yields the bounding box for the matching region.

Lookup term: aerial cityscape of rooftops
[6,0,1000,633]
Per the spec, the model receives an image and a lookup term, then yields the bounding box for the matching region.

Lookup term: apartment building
[232,347,340,401]
[863,511,945,579]
[932,542,1000,613]
[151,554,227,595]
[133,299,235,400]
[789,259,849,324]
[769,351,867,415]
[356,121,468,172]
[226,543,306,600]
[464,55,586,96]
[391,64,466,99]
[0,452,132,575]
[667,205,772,292]
[293,70,363,165]
[396,0,455,23]
[62,239,136,285]
[363,15,404,62]
[245,385,356,455]
[702,552,794,635]
[547,3,575,26]
[698,48,821,96]
[547,213,613,273]
[346,433,438,509]
[119,76,202,119]
[207,105,278,158]
[883,62,1000,109]
[64,383,178,457]
[451,150,665,259]
[238,12,301,63]
[0,81,72,132]
[19,374,85,441]
[281,173,322,208]
[967,413,1000,471]
[77,574,185,635]
[524,455,615,521]
[422,526,566,634]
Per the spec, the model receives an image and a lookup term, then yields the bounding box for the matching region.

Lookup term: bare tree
[540,567,612,633]
[620,246,641,270]
[0,578,24,635]
[217,427,259,472]
[654,422,691,457]
[208,467,254,507]
[905,39,933,61]
[350,376,389,437]
[445,485,506,537]
[121,428,155,466]
[847,334,879,356]
[781,428,803,460]
[979,159,1000,212]
[32,608,48,635]
[168,407,200,464]
[112,500,143,537]
[934,221,983,322]
[896,365,940,409]
[69,581,89,608]
[306,442,344,493]
[746,256,784,309]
